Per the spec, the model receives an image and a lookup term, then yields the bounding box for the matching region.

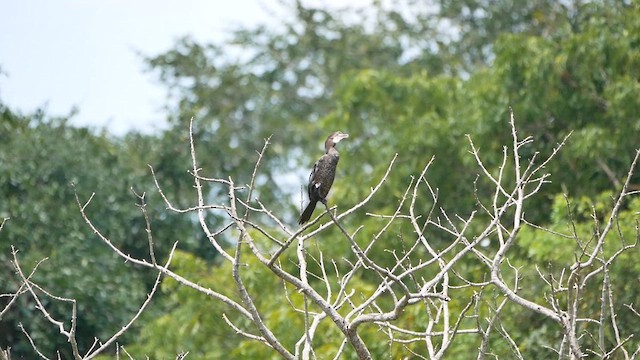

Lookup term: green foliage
[436,0,630,71]
[505,192,640,357]
[126,247,391,358]
[126,1,640,357]
[322,1,640,226]
[0,106,196,357]
[143,1,449,221]
[4,0,640,358]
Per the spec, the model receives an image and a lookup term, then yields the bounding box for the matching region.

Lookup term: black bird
[298,131,349,225]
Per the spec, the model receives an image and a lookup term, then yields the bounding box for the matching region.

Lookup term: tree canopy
[2,0,639,358]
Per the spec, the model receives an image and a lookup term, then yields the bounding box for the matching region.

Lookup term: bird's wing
[308,156,326,196]
[308,161,317,184]
[307,161,318,196]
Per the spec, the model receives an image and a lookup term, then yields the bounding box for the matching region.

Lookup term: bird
[298,131,349,225]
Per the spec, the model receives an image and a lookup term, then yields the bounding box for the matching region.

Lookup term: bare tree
[3,112,640,359]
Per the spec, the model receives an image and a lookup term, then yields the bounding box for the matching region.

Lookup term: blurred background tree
[2,0,639,358]
[0,103,206,357]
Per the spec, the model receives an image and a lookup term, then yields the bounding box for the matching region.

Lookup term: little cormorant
[298,131,349,225]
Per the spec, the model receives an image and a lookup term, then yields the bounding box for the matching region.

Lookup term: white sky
[0,0,366,135]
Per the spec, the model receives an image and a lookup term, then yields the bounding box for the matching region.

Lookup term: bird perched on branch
[298,131,349,225]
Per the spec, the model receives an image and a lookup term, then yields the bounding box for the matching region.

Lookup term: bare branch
[571,149,640,271]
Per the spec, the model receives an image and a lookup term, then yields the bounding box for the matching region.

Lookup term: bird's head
[331,131,349,143]
[326,131,349,150]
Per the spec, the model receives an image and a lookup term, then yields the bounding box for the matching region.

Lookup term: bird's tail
[298,201,317,225]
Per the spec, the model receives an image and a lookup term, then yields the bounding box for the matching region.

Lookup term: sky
[0,1,355,135]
